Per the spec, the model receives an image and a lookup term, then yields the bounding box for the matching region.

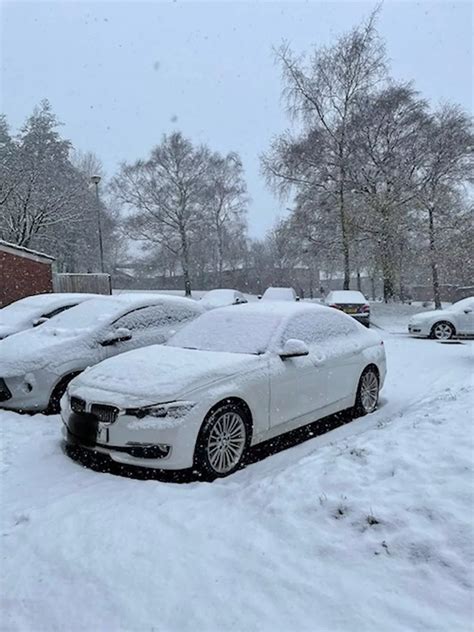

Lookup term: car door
[455,300,474,335]
[268,313,327,430]
[318,314,364,407]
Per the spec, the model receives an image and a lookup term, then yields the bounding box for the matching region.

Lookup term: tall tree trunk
[339,183,350,290]
[380,206,396,302]
[179,226,192,297]
[429,206,441,309]
[216,225,224,288]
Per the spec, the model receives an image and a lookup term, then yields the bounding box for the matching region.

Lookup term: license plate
[97,427,109,443]
[345,307,358,314]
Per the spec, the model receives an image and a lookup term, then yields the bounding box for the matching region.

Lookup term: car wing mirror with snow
[100,327,133,346]
[33,317,48,327]
[463,308,472,314]
[279,338,309,359]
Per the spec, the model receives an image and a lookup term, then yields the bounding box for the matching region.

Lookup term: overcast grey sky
[1,1,472,237]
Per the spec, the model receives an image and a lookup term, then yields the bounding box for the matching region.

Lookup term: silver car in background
[0,293,203,412]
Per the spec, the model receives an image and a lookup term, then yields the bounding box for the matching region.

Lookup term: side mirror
[257,295,262,300]
[33,317,48,327]
[279,338,309,359]
[100,327,132,346]
[463,308,472,314]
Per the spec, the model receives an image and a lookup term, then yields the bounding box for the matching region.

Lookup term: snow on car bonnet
[71,345,262,407]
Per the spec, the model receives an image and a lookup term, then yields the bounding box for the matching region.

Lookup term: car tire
[194,401,251,480]
[46,373,80,414]
[353,367,379,417]
[431,321,455,341]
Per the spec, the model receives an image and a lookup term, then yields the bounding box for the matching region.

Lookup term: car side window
[111,304,197,332]
[111,306,168,332]
[42,304,77,319]
[281,311,359,346]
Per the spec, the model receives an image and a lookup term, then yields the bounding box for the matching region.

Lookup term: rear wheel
[431,321,455,341]
[354,367,379,417]
[194,402,251,479]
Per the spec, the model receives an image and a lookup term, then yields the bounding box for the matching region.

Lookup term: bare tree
[205,152,248,284]
[415,105,473,307]
[112,132,213,296]
[262,9,386,288]
[346,84,429,300]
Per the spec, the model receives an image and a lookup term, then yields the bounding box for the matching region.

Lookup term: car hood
[70,345,262,408]
[0,328,85,377]
[0,324,22,339]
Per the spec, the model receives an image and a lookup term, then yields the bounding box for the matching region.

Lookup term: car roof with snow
[2,292,99,311]
[37,293,203,332]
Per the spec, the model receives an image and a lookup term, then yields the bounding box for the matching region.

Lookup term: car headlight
[128,401,196,419]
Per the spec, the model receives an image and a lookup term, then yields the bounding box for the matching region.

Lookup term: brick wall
[0,251,53,307]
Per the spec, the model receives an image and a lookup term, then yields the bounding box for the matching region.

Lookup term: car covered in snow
[199,289,248,309]
[408,296,474,340]
[0,292,99,340]
[261,287,299,301]
[62,302,386,479]
[324,290,370,327]
[0,294,203,413]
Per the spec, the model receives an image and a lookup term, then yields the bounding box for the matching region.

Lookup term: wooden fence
[53,273,112,295]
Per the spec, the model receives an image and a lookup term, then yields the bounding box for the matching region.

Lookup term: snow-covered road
[1,330,473,632]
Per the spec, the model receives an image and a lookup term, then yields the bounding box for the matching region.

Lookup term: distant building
[0,240,55,307]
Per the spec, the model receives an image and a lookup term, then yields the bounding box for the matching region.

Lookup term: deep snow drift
[1,322,473,631]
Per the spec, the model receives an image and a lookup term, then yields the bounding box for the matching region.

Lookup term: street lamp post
[91,175,105,273]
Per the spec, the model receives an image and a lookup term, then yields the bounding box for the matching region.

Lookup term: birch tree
[262,9,386,289]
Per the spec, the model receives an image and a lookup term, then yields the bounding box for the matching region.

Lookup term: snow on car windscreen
[167,309,282,354]
[0,295,57,325]
[39,298,117,331]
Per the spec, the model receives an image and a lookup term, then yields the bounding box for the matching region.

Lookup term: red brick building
[0,241,55,307]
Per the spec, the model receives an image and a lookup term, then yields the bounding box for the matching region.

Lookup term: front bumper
[408,323,429,337]
[0,373,52,411]
[61,396,202,470]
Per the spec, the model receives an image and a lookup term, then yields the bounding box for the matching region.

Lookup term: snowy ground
[1,310,473,631]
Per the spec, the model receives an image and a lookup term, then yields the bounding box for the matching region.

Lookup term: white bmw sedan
[0,294,203,413]
[408,297,474,340]
[62,302,386,478]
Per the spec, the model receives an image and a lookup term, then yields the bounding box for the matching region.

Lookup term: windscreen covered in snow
[39,298,121,332]
[0,293,94,326]
[167,308,283,354]
[326,290,367,304]
[452,296,474,311]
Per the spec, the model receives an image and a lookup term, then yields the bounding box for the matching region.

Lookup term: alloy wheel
[433,322,453,341]
[206,411,246,474]
[360,371,379,413]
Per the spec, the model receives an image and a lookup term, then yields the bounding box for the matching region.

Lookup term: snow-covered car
[408,296,474,340]
[324,290,370,327]
[0,293,99,340]
[261,287,298,301]
[62,302,386,479]
[199,289,248,309]
[0,294,203,413]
